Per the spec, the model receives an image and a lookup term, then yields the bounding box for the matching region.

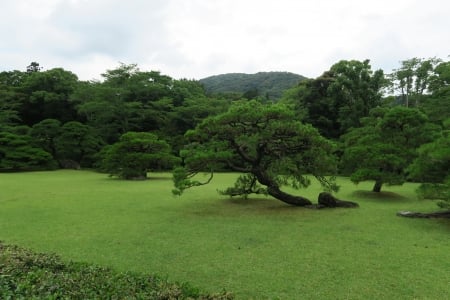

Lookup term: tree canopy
[341,107,439,192]
[173,100,341,206]
[407,119,450,209]
[282,59,385,139]
[101,132,179,180]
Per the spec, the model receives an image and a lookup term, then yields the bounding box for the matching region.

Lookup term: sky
[1,0,449,81]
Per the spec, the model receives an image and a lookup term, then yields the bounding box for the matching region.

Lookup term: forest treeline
[0,58,449,206]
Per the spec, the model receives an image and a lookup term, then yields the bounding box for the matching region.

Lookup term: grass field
[0,170,449,299]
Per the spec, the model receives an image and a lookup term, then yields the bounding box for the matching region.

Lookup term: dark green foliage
[415,182,450,209]
[1,63,231,171]
[173,100,339,206]
[0,132,56,171]
[200,72,306,100]
[30,119,103,168]
[388,57,442,107]
[408,124,450,208]
[341,107,439,192]
[282,60,385,139]
[19,68,80,125]
[102,132,179,179]
[30,118,62,160]
[0,242,233,299]
[73,64,228,147]
[408,131,450,183]
[55,121,104,168]
[419,61,450,125]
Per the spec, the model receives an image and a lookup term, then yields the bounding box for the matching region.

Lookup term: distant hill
[199,72,307,100]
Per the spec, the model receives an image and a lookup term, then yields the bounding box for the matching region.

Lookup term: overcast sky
[1,0,449,80]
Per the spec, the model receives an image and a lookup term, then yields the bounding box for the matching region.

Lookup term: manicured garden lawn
[0,170,448,299]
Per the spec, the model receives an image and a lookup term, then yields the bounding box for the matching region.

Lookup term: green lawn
[0,170,448,299]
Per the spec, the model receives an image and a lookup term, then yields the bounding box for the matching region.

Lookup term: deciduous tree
[388,57,441,107]
[282,60,385,139]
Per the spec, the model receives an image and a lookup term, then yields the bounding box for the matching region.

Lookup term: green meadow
[0,170,448,299]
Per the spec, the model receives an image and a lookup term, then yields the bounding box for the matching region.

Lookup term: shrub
[0,242,233,299]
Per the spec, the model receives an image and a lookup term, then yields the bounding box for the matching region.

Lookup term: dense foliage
[0,63,231,173]
[0,58,448,203]
[408,119,450,208]
[200,71,306,100]
[173,100,339,206]
[101,131,179,179]
[281,60,385,139]
[341,107,439,192]
[0,242,233,299]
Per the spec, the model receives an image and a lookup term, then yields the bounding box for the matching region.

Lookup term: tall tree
[282,60,385,139]
[173,100,345,206]
[419,60,450,125]
[388,57,441,107]
[19,68,80,125]
[0,70,29,130]
[73,64,178,144]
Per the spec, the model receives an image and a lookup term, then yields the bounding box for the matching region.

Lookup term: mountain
[199,71,307,100]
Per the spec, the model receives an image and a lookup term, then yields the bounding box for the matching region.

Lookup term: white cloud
[0,0,449,80]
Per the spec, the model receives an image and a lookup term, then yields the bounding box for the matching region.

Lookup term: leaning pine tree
[173,100,357,208]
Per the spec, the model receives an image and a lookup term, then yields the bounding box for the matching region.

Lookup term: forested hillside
[199,71,306,100]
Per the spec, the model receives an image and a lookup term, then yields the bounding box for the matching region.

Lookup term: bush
[0,242,233,299]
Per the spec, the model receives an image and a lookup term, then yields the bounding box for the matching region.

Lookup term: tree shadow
[99,174,172,182]
[228,196,309,208]
[351,190,408,202]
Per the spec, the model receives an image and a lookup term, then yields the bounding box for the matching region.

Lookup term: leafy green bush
[0,242,233,299]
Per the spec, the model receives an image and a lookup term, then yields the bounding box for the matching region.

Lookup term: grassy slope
[0,170,448,299]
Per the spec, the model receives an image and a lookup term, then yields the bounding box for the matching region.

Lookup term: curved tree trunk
[267,185,312,206]
[253,168,312,206]
[318,192,359,208]
[372,180,383,192]
[251,169,359,208]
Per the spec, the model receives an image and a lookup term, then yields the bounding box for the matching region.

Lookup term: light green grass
[0,170,449,299]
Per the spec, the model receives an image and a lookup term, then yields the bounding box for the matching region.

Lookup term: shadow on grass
[99,175,172,182]
[186,196,316,218]
[351,190,409,202]
[228,196,304,211]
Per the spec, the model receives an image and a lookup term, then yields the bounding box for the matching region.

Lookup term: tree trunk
[252,168,312,206]
[372,180,383,192]
[267,185,312,206]
[251,169,359,208]
[318,192,359,208]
